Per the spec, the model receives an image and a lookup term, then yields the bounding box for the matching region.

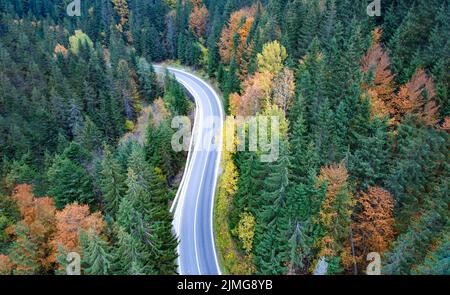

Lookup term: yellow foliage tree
[316,162,356,273]
[215,117,255,274]
[69,30,93,55]
[234,212,256,255]
[257,41,287,75]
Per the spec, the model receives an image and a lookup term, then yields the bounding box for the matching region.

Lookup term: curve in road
[154,66,224,275]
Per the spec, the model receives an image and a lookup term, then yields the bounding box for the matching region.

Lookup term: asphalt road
[154,66,224,275]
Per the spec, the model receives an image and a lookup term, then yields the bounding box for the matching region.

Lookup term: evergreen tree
[81,231,113,275]
[47,154,95,209]
[99,145,126,216]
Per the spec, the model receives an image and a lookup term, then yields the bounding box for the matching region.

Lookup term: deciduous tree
[352,186,395,273]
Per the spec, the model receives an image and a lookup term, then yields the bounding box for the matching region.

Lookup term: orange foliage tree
[54,44,68,59]
[352,186,395,273]
[0,254,13,275]
[361,29,440,127]
[50,203,105,264]
[8,185,56,272]
[361,28,397,120]
[441,116,450,132]
[316,163,355,273]
[229,70,273,117]
[218,6,256,65]
[189,1,209,38]
[394,68,439,126]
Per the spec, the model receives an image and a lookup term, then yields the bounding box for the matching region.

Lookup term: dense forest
[0,0,449,275]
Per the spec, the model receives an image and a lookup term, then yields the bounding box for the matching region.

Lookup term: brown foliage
[317,162,350,207]
[361,28,396,120]
[394,68,439,126]
[272,68,295,113]
[11,185,56,271]
[189,4,209,38]
[218,6,256,65]
[229,70,273,117]
[352,187,395,272]
[441,117,450,133]
[152,97,171,127]
[50,203,105,263]
[317,163,355,266]
[361,30,440,127]
[0,254,13,275]
[54,44,68,58]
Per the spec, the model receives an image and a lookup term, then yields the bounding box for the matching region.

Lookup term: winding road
[154,66,224,275]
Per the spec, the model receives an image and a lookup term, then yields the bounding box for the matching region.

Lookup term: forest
[0,0,449,275]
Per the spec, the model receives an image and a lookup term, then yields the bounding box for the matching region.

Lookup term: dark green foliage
[81,231,113,275]
[0,193,19,253]
[1,0,448,276]
[383,210,447,275]
[47,154,95,209]
[348,118,391,190]
[387,117,449,226]
[99,145,126,216]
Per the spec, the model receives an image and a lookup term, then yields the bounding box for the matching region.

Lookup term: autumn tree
[6,185,56,274]
[218,6,256,65]
[234,212,256,255]
[272,67,295,113]
[50,203,105,266]
[394,68,439,126]
[0,254,13,275]
[189,1,209,38]
[352,186,395,273]
[112,0,132,42]
[361,28,397,121]
[69,30,94,55]
[229,70,273,117]
[316,162,355,274]
[257,41,287,75]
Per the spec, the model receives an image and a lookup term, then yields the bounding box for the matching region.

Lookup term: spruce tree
[81,232,113,275]
[99,145,126,217]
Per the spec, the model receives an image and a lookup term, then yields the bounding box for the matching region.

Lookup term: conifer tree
[81,231,113,275]
[99,145,126,216]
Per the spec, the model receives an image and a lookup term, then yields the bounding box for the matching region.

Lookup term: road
[154,66,224,275]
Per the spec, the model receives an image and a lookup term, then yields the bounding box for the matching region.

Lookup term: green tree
[81,231,113,275]
[47,154,95,209]
[99,145,126,216]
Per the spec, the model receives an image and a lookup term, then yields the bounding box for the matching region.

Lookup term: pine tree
[383,211,446,275]
[290,112,319,184]
[414,235,450,275]
[8,224,39,275]
[348,118,390,190]
[137,57,158,102]
[47,154,95,209]
[112,225,151,275]
[99,145,126,216]
[81,231,113,275]
[253,139,291,274]
[387,117,449,226]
